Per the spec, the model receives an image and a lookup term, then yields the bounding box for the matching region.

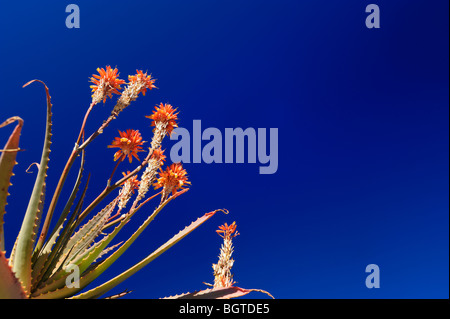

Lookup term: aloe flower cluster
[0,66,271,299]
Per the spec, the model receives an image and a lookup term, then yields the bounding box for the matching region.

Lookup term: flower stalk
[213,222,239,288]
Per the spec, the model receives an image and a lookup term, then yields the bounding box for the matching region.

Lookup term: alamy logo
[169,120,278,174]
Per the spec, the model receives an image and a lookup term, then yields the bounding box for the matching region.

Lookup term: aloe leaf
[72,240,122,269]
[40,150,86,258]
[12,80,52,294]
[30,183,45,252]
[62,199,117,266]
[162,286,274,299]
[31,216,126,297]
[70,209,225,299]
[30,197,119,295]
[0,116,23,253]
[30,251,50,288]
[0,250,26,299]
[33,177,89,287]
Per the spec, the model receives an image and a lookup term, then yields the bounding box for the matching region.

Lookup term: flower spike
[128,70,156,96]
[90,66,126,104]
[213,222,239,288]
[136,148,166,201]
[120,171,140,192]
[146,103,179,150]
[154,163,190,199]
[216,222,239,239]
[112,70,157,115]
[147,103,179,135]
[151,148,167,165]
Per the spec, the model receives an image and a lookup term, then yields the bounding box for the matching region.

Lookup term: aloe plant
[0,67,271,299]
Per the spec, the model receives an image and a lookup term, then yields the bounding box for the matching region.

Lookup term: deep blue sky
[0,1,448,298]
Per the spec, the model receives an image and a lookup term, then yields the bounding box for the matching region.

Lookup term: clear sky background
[0,0,448,298]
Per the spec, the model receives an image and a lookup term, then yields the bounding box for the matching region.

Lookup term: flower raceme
[121,171,140,193]
[136,147,167,202]
[108,129,145,163]
[216,221,239,239]
[213,222,239,288]
[147,103,178,139]
[90,66,126,104]
[112,70,156,115]
[154,163,190,198]
[128,70,156,96]
[145,103,178,151]
[151,147,167,165]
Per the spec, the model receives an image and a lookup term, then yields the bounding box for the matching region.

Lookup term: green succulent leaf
[40,150,86,258]
[32,176,90,288]
[12,80,52,294]
[0,116,23,253]
[63,199,117,265]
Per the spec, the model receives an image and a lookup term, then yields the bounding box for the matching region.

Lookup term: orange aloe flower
[121,171,140,193]
[216,222,239,239]
[153,163,190,196]
[108,129,145,163]
[90,66,126,103]
[128,70,156,96]
[146,103,179,136]
[151,148,167,165]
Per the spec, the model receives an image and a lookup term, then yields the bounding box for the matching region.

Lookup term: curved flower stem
[134,191,162,212]
[76,102,95,146]
[78,115,116,150]
[106,207,124,224]
[107,159,123,187]
[102,215,126,232]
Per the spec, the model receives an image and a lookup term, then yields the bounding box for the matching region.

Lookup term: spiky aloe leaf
[62,199,117,266]
[71,240,123,270]
[31,215,126,296]
[162,287,274,299]
[0,116,23,253]
[69,209,226,299]
[0,250,26,299]
[32,177,90,288]
[39,150,86,258]
[30,251,50,288]
[35,202,125,295]
[12,80,52,294]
